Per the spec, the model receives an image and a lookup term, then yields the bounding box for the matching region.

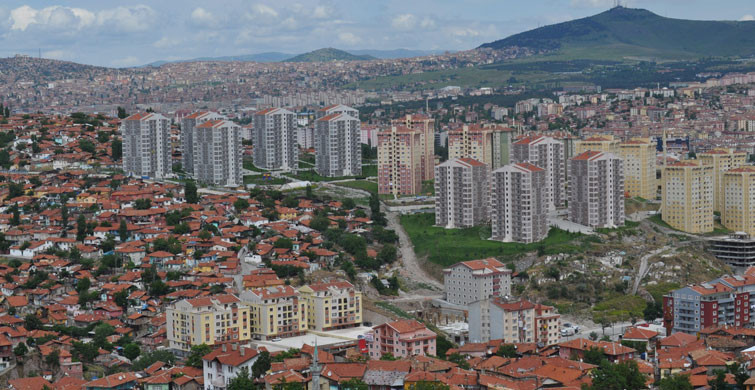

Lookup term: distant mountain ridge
[286,48,375,62]
[142,48,450,67]
[479,6,755,59]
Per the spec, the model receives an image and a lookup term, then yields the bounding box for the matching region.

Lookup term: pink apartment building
[368,319,436,359]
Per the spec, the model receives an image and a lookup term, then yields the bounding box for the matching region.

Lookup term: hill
[479,6,755,60]
[144,52,294,66]
[0,56,113,82]
[286,48,376,62]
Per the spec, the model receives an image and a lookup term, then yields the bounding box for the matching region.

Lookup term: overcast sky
[1,0,753,67]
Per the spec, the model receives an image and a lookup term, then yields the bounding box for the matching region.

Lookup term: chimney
[222,344,227,352]
[241,347,246,357]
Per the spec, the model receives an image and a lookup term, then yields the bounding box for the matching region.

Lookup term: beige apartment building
[512,135,565,210]
[193,119,243,187]
[240,285,307,340]
[569,151,625,228]
[490,162,548,243]
[377,126,424,196]
[723,166,755,235]
[434,158,489,229]
[121,112,171,179]
[314,113,362,177]
[181,111,224,176]
[252,107,298,171]
[447,124,515,170]
[699,148,747,212]
[166,294,251,353]
[298,280,362,331]
[662,161,714,234]
[618,138,658,200]
[575,135,619,155]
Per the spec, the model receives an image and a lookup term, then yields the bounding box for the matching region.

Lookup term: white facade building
[252,107,297,171]
[121,112,171,179]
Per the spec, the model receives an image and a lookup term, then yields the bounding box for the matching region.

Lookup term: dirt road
[385,211,443,290]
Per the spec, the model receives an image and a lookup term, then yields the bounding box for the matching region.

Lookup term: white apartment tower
[490,162,548,243]
[568,151,625,228]
[434,158,489,229]
[316,104,360,119]
[252,107,297,171]
[314,113,362,177]
[193,119,243,187]
[181,111,224,176]
[121,112,171,179]
[512,136,565,210]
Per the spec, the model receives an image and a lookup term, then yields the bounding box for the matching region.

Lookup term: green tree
[24,314,42,330]
[76,277,91,293]
[310,216,330,232]
[228,367,255,390]
[658,374,693,390]
[377,245,397,264]
[123,343,141,361]
[252,350,271,378]
[198,229,212,241]
[380,353,397,361]
[407,382,450,390]
[582,346,606,365]
[13,341,27,356]
[446,353,470,369]
[342,198,356,210]
[61,203,69,230]
[117,107,127,119]
[76,214,87,241]
[728,361,749,389]
[79,139,96,154]
[134,198,151,210]
[585,360,646,390]
[45,349,60,367]
[113,289,129,309]
[185,181,199,204]
[341,378,368,390]
[111,139,122,160]
[119,219,129,241]
[708,370,727,390]
[496,344,517,358]
[306,185,313,198]
[10,203,19,226]
[149,280,170,296]
[131,350,176,371]
[234,198,250,212]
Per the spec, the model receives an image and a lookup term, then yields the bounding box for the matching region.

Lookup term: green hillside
[285,48,375,62]
[479,6,755,60]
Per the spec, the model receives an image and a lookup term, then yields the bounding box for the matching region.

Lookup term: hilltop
[479,6,755,60]
[286,48,376,62]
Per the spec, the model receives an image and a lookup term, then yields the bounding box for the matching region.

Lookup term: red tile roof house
[369,319,437,359]
[202,344,260,390]
[557,338,636,363]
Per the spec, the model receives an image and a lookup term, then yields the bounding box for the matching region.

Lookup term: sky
[0,0,753,67]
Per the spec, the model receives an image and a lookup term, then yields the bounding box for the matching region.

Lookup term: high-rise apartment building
[662,161,714,234]
[490,162,548,243]
[575,135,618,155]
[377,126,423,196]
[699,148,747,212]
[568,151,625,228]
[618,138,657,200]
[298,280,362,331]
[512,136,565,210]
[166,294,251,353]
[447,124,514,170]
[391,114,435,181]
[252,107,297,171]
[181,111,224,176]
[314,113,362,177]
[121,112,171,179]
[723,166,755,235]
[434,158,489,229]
[193,119,243,187]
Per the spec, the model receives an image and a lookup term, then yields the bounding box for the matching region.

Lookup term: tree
[380,352,397,361]
[306,185,313,198]
[727,361,749,389]
[10,203,19,226]
[13,342,27,356]
[132,350,176,371]
[113,289,129,309]
[708,370,727,390]
[658,374,693,390]
[123,343,141,361]
[24,314,42,330]
[582,346,606,365]
[76,214,87,241]
[234,198,249,212]
[119,219,129,242]
[342,198,356,210]
[585,360,646,390]
[149,280,170,296]
[45,349,60,367]
[496,344,517,358]
[198,229,212,241]
[111,139,122,160]
[309,216,331,232]
[134,199,151,210]
[446,353,470,369]
[61,203,69,230]
[228,367,255,390]
[117,106,127,119]
[79,139,96,154]
[185,181,199,204]
[76,277,91,293]
[589,331,599,341]
[377,245,397,264]
[407,382,450,390]
[252,350,271,378]
[341,378,368,390]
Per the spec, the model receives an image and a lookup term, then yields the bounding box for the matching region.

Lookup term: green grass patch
[334,180,378,195]
[375,301,412,319]
[242,158,269,172]
[243,175,288,185]
[645,282,680,303]
[595,220,640,234]
[648,214,674,230]
[362,165,377,177]
[592,294,647,323]
[400,213,583,267]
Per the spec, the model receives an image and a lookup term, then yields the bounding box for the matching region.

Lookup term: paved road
[631,246,671,295]
[385,211,443,290]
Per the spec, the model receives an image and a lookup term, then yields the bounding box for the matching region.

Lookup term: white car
[271,337,282,342]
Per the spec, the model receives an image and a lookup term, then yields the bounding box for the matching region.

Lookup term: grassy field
[243,175,288,185]
[242,158,268,172]
[400,213,583,266]
[362,165,377,177]
[595,220,640,235]
[334,180,378,195]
